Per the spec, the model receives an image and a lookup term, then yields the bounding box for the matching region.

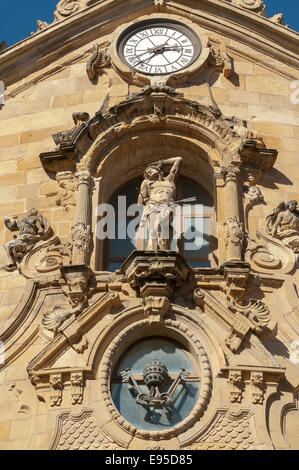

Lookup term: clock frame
[110,14,210,87]
[117,19,202,76]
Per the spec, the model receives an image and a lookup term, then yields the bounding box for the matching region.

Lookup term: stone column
[224,165,243,262]
[71,171,91,265]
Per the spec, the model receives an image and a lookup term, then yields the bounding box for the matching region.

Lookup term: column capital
[76,170,91,186]
[225,165,241,184]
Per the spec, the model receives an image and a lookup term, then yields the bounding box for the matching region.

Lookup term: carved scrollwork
[87,44,111,81]
[55,0,81,20]
[245,231,296,275]
[227,0,265,14]
[42,303,83,333]
[56,171,77,212]
[228,299,270,335]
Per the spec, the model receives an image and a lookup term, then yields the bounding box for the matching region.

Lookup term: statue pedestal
[121,250,192,299]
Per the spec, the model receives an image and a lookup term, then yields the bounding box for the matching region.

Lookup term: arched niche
[89,127,221,271]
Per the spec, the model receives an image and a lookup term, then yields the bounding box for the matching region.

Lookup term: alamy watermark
[291,80,299,105]
[96,198,204,251]
[0,80,5,106]
[0,341,5,365]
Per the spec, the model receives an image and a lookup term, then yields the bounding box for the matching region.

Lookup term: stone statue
[138,157,182,250]
[3,209,52,271]
[266,200,299,253]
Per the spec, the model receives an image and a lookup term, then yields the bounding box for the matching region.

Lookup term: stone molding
[1,0,298,89]
[99,317,212,441]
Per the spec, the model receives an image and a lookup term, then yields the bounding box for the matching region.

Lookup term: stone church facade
[0,0,298,450]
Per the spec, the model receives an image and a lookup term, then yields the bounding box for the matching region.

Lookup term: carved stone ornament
[226,0,265,14]
[71,372,84,405]
[61,264,92,305]
[243,184,264,229]
[153,0,166,12]
[87,44,111,81]
[194,286,270,353]
[229,370,243,403]
[266,201,299,254]
[50,374,63,407]
[228,299,270,335]
[71,221,90,257]
[50,409,118,450]
[99,317,212,441]
[223,261,251,304]
[270,13,286,25]
[2,209,53,272]
[142,296,170,323]
[121,251,192,299]
[54,0,81,21]
[188,410,256,450]
[42,302,83,333]
[121,359,190,407]
[56,171,77,212]
[251,372,264,404]
[208,44,233,78]
[52,112,90,147]
[225,217,244,253]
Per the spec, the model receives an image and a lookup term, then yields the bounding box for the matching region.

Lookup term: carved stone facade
[0,0,298,451]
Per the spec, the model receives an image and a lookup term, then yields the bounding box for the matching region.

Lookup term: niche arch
[87,112,236,271]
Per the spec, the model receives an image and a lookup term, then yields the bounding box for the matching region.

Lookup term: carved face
[145,167,161,180]
[287,201,298,212]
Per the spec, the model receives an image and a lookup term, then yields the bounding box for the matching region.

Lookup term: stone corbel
[229,370,243,403]
[251,372,265,404]
[142,296,170,323]
[121,251,192,299]
[86,44,111,81]
[50,374,63,407]
[61,264,92,306]
[71,372,84,405]
[208,43,233,78]
[223,261,251,303]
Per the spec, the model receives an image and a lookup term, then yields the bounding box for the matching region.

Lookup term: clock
[117,19,201,75]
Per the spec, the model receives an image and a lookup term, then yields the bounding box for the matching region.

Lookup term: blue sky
[0,0,298,48]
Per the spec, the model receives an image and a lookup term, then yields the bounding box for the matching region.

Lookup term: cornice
[0,0,298,87]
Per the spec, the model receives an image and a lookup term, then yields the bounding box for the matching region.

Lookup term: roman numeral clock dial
[117,20,201,75]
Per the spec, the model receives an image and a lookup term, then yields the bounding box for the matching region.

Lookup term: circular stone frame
[99,316,212,440]
[110,13,210,87]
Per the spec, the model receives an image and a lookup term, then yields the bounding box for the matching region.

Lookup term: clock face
[117,20,201,75]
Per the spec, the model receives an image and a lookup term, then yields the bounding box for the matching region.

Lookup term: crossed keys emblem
[120,359,190,407]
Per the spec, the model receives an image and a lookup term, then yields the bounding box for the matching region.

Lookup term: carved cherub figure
[3,209,51,271]
[138,157,182,251]
[266,200,299,253]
